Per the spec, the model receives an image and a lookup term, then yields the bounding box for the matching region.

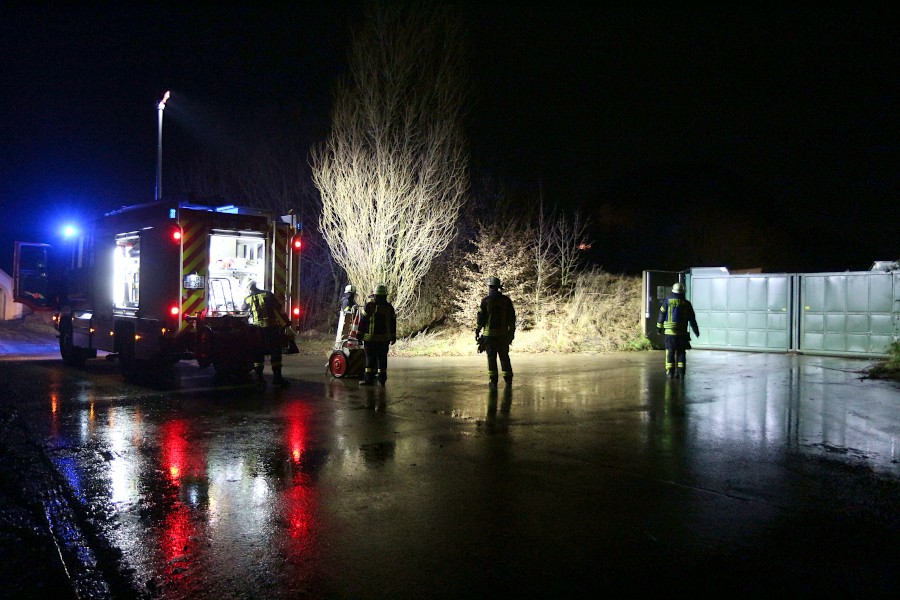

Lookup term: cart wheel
[328,351,348,378]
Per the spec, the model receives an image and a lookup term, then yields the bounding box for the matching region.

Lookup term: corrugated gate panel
[746,329,765,347]
[749,277,767,307]
[691,273,791,352]
[799,272,894,356]
[728,278,748,310]
[804,277,825,311]
[847,314,868,333]
[895,273,900,340]
[870,275,894,311]
[848,277,869,312]
[824,277,847,312]
[824,313,846,331]
[728,328,748,347]
[710,278,728,311]
[747,312,767,329]
[652,268,895,357]
[727,311,747,329]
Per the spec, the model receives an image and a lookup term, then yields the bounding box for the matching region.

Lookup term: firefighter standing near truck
[358,283,396,386]
[242,280,290,387]
[475,276,516,390]
[656,282,700,379]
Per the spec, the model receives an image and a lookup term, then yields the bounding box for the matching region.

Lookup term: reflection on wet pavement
[2,349,897,596]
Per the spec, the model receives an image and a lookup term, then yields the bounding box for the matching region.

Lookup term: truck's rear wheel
[59,321,86,367]
[213,361,253,383]
[195,326,213,368]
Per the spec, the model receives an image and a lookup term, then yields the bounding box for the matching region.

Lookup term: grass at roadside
[865,340,900,381]
[303,272,653,357]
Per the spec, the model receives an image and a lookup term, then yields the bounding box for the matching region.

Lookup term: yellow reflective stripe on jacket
[659,298,688,335]
[247,291,285,328]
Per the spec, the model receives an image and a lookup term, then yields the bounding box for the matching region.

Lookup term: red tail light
[291,233,302,251]
[169,305,180,317]
[292,306,301,317]
[172,226,183,242]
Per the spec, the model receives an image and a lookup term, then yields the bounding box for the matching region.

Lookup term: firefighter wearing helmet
[340,284,357,313]
[242,280,290,387]
[475,276,516,390]
[656,281,700,379]
[357,283,397,386]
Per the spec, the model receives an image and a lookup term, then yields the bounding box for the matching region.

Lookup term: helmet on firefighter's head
[672,282,685,294]
[487,276,502,289]
[373,283,388,296]
[247,280,259,293]
[344,284,356,294]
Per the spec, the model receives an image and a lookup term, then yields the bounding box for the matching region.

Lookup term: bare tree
[554,211,591,291]
[312,4,468,318]
[531,192,560,324]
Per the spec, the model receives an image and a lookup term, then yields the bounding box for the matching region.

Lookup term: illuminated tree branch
[312,4,468,318]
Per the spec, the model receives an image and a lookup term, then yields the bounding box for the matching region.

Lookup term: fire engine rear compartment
[207,233,266,315]
[102,219,268,367]
[57,201,299,378]
[110,231,266,317]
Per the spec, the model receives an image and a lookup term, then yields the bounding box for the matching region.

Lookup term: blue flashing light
[169,208,177,219]
[62,224,78,238]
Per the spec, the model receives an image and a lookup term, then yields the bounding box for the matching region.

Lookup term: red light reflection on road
[282,400,317,546]
[163,505,193,576]
[161,419,195,482]
[49,392,59,440]
[158,418,207,584]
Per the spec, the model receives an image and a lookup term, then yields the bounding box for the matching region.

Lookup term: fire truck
[14,198,301,379]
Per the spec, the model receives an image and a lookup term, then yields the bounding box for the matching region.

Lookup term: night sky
[2,4,897,275]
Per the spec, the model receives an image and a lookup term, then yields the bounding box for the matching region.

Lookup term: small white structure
[0,268,28,320]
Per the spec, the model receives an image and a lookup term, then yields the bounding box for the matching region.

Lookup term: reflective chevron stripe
[179,219,209,332]
[272,222,290,308]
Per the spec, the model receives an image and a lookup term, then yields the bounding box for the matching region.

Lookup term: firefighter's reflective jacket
[243,290,287,328]
[657,293,699,337]
[359,296,397,343]
[477,290,516,339]
[340,291,357,313]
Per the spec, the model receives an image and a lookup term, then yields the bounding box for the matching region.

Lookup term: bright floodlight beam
[155,90,170,201]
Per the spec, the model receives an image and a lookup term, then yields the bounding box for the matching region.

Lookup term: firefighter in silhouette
[358,283,397,386]
[340,284,357,312]
[656,282,700,379]
[336,284,359,344]
[475,276,516,390]
[242,280,290,387]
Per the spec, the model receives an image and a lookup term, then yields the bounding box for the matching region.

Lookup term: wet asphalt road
[1,326,899,598]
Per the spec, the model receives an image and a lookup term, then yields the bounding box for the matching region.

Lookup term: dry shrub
[511,269,644,353]
[392,328,474,357]
[390,268,649,356]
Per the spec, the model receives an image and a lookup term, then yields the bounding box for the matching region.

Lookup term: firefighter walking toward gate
[475,276,516,390]
[358,283,397,386]
[656,282,700,379]
[242,280,290,387]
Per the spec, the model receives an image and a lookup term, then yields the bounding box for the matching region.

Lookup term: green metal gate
[644,265,899,358]
[798,271,896,356]
[688,268,792,352]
